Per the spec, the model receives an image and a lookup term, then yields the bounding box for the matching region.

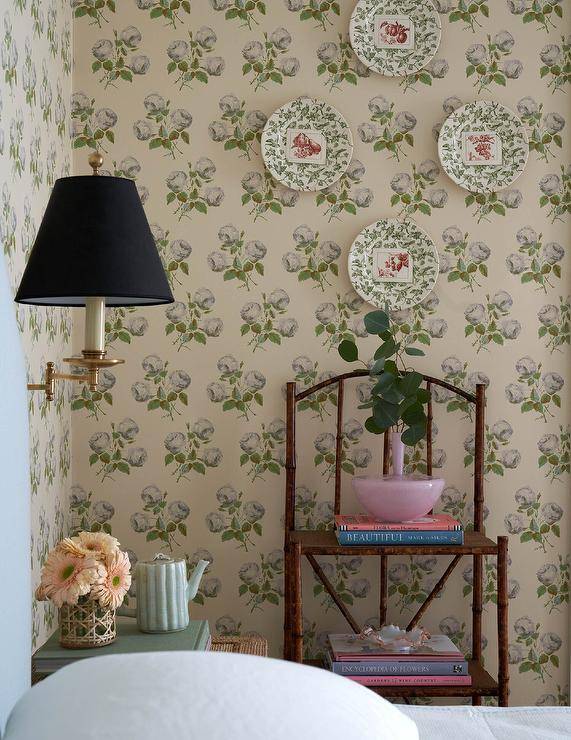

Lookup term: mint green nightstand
[32,617,210,683]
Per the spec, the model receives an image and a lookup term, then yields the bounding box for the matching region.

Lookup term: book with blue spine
[327,658,469,676]
[336,529,464,545]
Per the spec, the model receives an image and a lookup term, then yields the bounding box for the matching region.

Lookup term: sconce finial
[88,151,104,176]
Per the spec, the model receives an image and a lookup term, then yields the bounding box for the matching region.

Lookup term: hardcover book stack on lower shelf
[327,633,471,688]
[335,513,464,546]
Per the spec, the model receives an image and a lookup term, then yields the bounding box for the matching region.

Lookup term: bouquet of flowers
[36,531,131,610]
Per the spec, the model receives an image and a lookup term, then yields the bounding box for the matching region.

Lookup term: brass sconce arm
[28,356,124,402]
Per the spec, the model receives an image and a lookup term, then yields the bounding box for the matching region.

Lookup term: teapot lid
[139,552,185,565]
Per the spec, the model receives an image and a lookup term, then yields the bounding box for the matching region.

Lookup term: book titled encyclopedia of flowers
[328,658,468,676]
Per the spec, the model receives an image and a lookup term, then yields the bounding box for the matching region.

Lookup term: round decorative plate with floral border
[261,97,353,192]
[349,0,441,77]
[348,218,439,310]
[438,101,529,195]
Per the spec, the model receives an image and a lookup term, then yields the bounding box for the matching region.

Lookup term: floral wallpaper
[0,0,72,649]
[72,0,569,706]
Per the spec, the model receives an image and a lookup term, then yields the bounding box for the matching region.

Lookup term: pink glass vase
[351,428,445,522]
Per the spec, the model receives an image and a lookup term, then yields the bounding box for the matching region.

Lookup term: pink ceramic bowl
[352,475,445,523]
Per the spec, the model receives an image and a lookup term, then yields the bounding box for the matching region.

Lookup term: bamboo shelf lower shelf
[290,529,499,556]
[305,659,498,698]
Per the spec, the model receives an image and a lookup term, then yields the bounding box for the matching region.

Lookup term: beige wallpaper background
[1,0,72,649]
[10,0,563,706]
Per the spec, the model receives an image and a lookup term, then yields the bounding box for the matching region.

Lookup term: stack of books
[334,513,464,546]
[327,632,471,687]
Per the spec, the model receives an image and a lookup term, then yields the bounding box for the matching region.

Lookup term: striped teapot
[119,553,208,633]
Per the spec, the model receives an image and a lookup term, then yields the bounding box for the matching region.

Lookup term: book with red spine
[347,674,472,686]
[335,513,462,532]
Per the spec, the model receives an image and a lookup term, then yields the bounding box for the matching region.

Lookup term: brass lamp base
[27,352,125,402]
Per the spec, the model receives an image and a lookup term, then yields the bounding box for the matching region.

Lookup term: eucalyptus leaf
[402,403,426,426]
[380,386,405,405]
[398,371,423,396]
[365,416,384,435]
[369,357,386,376]
[402,423,426,446]
[364,310,390,335]
[384,360,398,375]
[338,339,359,362]
[373,399,400,430]
[375,337,398,359]
[405,346,425,356]
[373,372,396,394]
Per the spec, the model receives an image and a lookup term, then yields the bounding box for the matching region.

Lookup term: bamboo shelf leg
[472,552,483,706]
[379,555,387,627]
[293,542,303,663]
[498,536,509,707]
[283,543,291,661]
[284,381,297,661]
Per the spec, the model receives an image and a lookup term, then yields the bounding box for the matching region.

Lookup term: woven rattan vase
[59,601,116,649]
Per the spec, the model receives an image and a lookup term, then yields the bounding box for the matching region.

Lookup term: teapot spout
[187,559,209,602]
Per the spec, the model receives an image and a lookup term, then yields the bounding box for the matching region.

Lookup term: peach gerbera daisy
[91,550,131,609]
[38,550,104,608]
[60,531,120,559]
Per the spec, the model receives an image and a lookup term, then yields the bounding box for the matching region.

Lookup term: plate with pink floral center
[348,218,439,310]
[438,101,529,194]
[261,97,353,192]
[350,0,441,76]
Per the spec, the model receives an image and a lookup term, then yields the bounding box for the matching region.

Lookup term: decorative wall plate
[348,218,439,310]
[349,0,441,77]
[261,97,353,192]
[438,101,529,194]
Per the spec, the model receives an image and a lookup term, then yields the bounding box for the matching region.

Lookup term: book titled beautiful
[335,514,462,532]
[347,675,472,687]
[328,633,464,662]
[336,530,464,546]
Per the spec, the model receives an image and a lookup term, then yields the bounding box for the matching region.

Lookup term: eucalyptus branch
[338,309,428,445]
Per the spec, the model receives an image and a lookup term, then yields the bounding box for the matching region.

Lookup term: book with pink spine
[347,674,472,686]
[334,513,462,532]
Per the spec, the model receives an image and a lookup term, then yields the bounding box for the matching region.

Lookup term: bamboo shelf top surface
[289,530,499,556]
[304,660,498,698]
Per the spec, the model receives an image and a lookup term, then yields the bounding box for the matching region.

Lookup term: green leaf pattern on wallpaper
[1,1,73,649]
[1,0,569,705]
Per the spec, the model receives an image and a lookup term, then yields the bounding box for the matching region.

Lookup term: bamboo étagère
[283,371,509,706]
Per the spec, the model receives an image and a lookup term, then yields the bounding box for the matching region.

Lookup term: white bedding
[5,651,571,739]
[401,705,571,739]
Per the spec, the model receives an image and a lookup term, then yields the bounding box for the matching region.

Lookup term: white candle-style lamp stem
[84,296,106,355]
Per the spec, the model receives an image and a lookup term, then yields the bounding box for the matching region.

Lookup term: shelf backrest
[285,371,486,536]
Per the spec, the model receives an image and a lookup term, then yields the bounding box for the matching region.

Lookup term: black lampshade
[15,176,174,307]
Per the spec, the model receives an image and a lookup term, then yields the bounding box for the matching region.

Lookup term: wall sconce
[15,153,174,401]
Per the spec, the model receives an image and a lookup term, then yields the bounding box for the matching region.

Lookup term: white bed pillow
[5,651,418,740]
